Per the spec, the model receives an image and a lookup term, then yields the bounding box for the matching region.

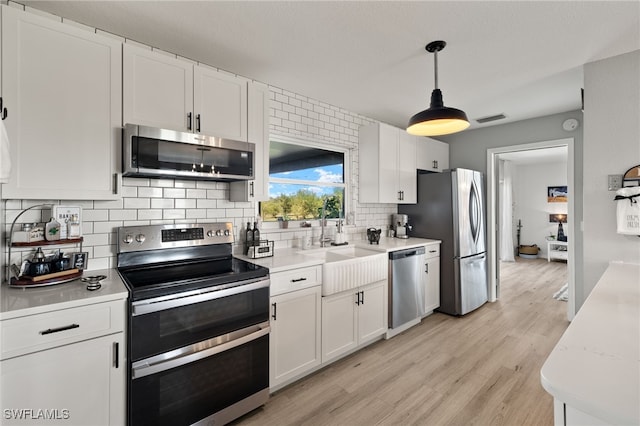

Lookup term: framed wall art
[547,186,568,203]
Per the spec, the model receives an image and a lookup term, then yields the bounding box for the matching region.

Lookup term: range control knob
[207,230,214,237]
[123,234,133,244]
[135,234,146,243]
[224,229,231,236]
[215,229,223,237]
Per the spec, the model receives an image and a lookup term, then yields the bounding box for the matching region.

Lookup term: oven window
[131,286,269,361]
[130,334,268,426]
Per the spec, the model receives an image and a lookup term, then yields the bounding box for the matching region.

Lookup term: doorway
[487,138,575,320]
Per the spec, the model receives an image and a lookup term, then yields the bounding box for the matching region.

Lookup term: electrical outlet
[608,174,622,191]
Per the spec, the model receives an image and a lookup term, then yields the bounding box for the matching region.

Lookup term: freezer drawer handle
[132,322,270,379]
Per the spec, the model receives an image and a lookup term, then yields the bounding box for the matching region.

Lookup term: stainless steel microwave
[122,124,254,181]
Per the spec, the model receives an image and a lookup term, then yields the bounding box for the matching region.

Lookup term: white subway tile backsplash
[138,187,163,198]
[196,199,217,209]
[120,185,138,198]
[138,209,163,220]
[186,189,207,199]
[93,199,124,209]
[174,180,197,189]
[124,198,150,209]
[109,209,138,221]
[175,199,196,209]
[186,209,207,219]
[93,221,123,234]
[163,209,186,220]
[149,179,175,188]
[164,188,186,199]
[151,198,174,209]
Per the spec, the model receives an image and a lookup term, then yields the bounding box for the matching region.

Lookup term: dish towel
[615,187,640,235]
[0,120,11,184]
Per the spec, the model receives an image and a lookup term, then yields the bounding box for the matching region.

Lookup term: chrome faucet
[320,198,332,247]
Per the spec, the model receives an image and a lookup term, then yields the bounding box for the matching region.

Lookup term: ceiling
[20,1,640,131]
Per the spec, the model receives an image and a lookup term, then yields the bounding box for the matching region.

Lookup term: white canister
[301,236,311,249]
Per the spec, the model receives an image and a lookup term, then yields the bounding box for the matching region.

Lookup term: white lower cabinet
[321,280,387,363]
[0,300,126,425]
[269,285,322,390]
[1,334,125,426]
[269,265,322,390]
[424,243,441,314]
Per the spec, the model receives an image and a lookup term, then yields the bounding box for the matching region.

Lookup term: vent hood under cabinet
[122,124,254,181]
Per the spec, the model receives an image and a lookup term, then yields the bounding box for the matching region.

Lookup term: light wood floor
[235,257,569,426]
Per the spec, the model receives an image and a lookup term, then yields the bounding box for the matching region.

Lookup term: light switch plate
[608,175,622,191]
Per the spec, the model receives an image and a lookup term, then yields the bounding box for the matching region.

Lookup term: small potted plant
[278,215,289,229]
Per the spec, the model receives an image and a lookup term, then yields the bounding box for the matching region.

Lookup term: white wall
[513,161,568,256]
[582,49,640,302]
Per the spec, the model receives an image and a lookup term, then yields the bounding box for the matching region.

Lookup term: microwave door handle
[131,322,270,379]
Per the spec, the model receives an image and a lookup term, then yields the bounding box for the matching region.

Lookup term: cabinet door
[358,280,388,343]
[229,81,269,202]
[416,136,449,172]
[194,65,247,141]
[424,257,441,313]
[322,290,358,363]
[270,286,321,389]
[0,333,125,426]
[378,123,401,203]
[1,6,121,200]
[123,43,193,132]
[397,131,417,204]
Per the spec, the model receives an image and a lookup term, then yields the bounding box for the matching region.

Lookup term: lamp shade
[406,89,470,137]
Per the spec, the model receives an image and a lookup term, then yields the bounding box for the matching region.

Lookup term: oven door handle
[131,321,270,380]
[132,277,270,316]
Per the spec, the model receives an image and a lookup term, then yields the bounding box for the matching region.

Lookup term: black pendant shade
[407,41,470,136]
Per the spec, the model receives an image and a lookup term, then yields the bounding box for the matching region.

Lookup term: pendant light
[407,40,470,136]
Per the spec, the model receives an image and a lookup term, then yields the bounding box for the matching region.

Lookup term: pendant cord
[433,50,439,90]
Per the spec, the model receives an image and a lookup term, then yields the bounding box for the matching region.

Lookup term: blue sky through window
[269,164,343,197]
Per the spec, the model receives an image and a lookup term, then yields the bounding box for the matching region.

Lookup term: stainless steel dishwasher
[388,246,426,330]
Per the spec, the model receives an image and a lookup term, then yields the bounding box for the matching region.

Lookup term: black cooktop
[119,256,268,301]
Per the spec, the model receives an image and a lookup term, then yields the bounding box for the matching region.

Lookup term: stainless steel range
[116,223,270,426]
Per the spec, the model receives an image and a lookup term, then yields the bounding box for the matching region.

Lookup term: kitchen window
[260,137,348,223]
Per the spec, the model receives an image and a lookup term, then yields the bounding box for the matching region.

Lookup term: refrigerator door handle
[469,180,481,245]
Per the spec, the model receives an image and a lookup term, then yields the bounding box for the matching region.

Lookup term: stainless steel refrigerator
[399,168,488,315]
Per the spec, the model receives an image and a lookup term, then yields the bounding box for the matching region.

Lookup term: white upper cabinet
[359,122,417,204]
[1,6,121,200]
[194,66,247,141]
[124,43,248,141]
[123,43,193,132]
[229,81,270,202]
[416,136,449,172]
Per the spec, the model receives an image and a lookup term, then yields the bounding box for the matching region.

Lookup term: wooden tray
[10,269,82,288]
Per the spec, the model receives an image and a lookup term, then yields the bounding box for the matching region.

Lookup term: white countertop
[540,262,640,424]
[238,237,441,273]
[358,236,441,253]
[0,269,128,320]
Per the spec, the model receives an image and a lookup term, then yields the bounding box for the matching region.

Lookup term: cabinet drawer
[1,299,125,360]
[424,244,441,259]
[271,266,322,296]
